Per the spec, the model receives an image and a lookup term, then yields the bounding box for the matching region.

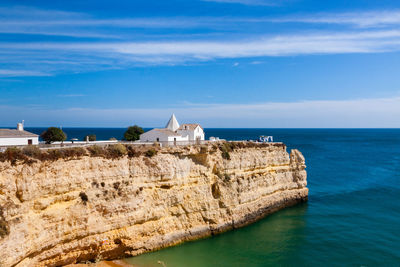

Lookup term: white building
[140,114,205,143]
[0,122,39,147]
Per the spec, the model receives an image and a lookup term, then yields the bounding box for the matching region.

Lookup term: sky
[1,0,400,128]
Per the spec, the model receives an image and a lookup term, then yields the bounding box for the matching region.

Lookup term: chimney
[17,122,24,131]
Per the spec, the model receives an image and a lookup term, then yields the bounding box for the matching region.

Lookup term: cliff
[0,142,307,267]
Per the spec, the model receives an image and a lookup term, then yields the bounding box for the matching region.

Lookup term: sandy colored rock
[0,143,308,267]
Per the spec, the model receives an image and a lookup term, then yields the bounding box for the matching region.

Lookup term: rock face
[0,143,308,267]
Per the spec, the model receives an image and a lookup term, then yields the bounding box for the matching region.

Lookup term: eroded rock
[0,143,307,267]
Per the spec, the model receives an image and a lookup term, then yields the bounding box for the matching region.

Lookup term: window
[28,139,33,145]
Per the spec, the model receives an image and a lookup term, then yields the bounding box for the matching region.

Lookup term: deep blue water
[24,128,400,265]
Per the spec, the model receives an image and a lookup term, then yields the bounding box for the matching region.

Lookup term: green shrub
[106,144,127,158]
[40,127,67,144]
[0,147,28,165]
[87,145,105,157]
[22,146,41,159]
[220,142,233,160]
[43,149,63,161]
[224,173,231,181]
[124,125,144,141]
[126,145,141,158]
[145,148,157,158]
[62,147,87,158]
[221,150,230,160]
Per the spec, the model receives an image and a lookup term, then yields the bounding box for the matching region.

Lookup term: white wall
[167,135,189,142]
[140,127,204,143]
[177,126,205,141]
[194,126,205,141]
[0,137,39,146]
[140,130,170,142]
[140,130,191,142]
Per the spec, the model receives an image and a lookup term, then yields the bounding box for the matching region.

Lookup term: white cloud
[4,30,400,58]
[110,30,400,58]
[0,69,51,77]
[1,97,400,127]
[272,10,400,28]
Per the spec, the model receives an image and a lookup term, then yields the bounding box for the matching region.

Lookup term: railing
[157,140,210,147]
[38,140,118,150]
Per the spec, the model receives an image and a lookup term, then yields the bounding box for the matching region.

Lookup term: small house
[0,122,39,147]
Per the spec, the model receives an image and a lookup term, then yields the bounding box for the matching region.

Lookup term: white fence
[38,140,119,150]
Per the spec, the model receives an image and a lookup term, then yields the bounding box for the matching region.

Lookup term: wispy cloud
[271,10,400,28]
[1,96,400,127]
[4,30,400,58]
[0,69,51,77]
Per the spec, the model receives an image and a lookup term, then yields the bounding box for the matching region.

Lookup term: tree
[40,127,67,144]
[84,134,96,141]
[124,125,144,141]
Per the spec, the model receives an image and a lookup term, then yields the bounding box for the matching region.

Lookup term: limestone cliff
[0,143,307,267]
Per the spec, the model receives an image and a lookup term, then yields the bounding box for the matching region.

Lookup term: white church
[140,114,205,143]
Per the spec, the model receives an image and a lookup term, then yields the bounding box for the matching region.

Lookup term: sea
[25,128,400,266]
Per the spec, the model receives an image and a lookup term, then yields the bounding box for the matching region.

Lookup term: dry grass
[145,148,157,158]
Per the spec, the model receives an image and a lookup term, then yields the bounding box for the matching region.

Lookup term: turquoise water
[25,128,400,266]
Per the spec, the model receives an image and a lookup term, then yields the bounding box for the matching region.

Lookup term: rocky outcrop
[0,143,307,267]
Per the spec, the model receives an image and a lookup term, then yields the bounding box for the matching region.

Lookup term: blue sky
[1,0,400,127]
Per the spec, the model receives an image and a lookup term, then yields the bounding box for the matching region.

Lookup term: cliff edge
[0,142,307,267]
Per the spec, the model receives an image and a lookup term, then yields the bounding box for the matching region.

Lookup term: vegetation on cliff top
[124,125,144,141]
[40,127,67,144]
[0,141,284,166]
[0,144,160,165]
